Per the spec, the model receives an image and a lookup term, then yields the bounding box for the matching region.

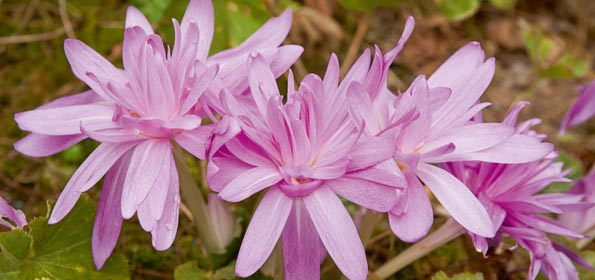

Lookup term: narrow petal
[15,103,115,135]
[209,8,293,64]
[389,172,433,242]
[125,6,153,34]
[121,140,172,219]
[81,126,143,143]
[236,188,292,277]
[151,159,180,250]
[446,134,553,164]
[181,0,214,60]
[207,154,253,192]
[282,200,321,280]
[0,197,27,228]
[92,152,130,269]
[14,133,87,158]
[174,125,213,160]
[423,123,514,162]
[416,163,495,237]
[327,177,398,212]
[63,39,128,104]
[304,187,367,280]
[560,81,595,133]
[347,136,396,171]
[49,141,139,224]
[217,167,282,202]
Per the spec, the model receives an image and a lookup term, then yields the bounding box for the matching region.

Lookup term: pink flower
[207,53,402,280]
[0,196,27,229]
[348,18,553,242]
[442,102,592,280]
[560,80,595,134]
[14,0,301,269]
[559,167,595,235]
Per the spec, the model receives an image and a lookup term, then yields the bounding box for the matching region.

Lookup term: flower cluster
[12,0,595,279]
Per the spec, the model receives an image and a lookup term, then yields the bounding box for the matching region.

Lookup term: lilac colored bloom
[348,18,553,242]
[207,53,403,280]
[559,167,595,235]
[14,0,301,269]
[443,102,592,280]
[0,196,27,229]
[560,80,595,134]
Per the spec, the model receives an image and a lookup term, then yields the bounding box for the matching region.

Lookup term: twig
[340,14,371,78]
[58,0,76,38]
[0,28,65,45]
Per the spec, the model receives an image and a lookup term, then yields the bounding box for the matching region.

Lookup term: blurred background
[1,0,594,279]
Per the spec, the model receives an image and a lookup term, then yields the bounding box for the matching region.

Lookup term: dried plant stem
[173,145,220,254]
[358,210,381,247]
[340,14,371,78]
[58,0,76,38]
[0,28,65,45]
[372,218,465,279]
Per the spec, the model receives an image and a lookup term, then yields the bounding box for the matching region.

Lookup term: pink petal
[81,126,143,143]
[282,200,321,280]
[121,140,172,219]
[174,125,213,160]
[209,8,293,64]
[215,45,303,98]
[125,6,153,34]
[327,177,398,212]
[304,187,367,280]
[235,188,292,277]
[217,167,282,202]
[14,133,87,157]
[208,116,241,158]
[347,136,396,171]
[181,0,214,60]
[448,134,554,164]
[0,196,27,228]
[92,152,130,269]
[15,103,115,135]
[248,52,280,118]
[416,163,495,237]
[37,90,102,109]
[422,123,514,162]
[63,39,128,104]
[560,81,595,134]
[389,172,433,242]
[151,159,180,251]
[49,141,139,224]
[206,154,253,192]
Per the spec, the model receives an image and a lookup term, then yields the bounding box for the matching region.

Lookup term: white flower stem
[373,218,465,279]
[173,145,220,253]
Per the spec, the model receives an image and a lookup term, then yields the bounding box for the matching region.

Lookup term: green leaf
[339,0,403,12]
[133,0,172,23]
[439,0,480,21]
[432,271,484,280]
[174,261,209,280]
[0,195,130,280]
[579,251,595,279]
[488,0,516,9]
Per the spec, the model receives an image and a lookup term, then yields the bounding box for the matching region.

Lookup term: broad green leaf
[489,0,516,9]
[174,261,209,280]
[439,0,480,21]
[339,0,403,12]
[133,0,172,23]
[523,29,555,65]
[0,195,130,280]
